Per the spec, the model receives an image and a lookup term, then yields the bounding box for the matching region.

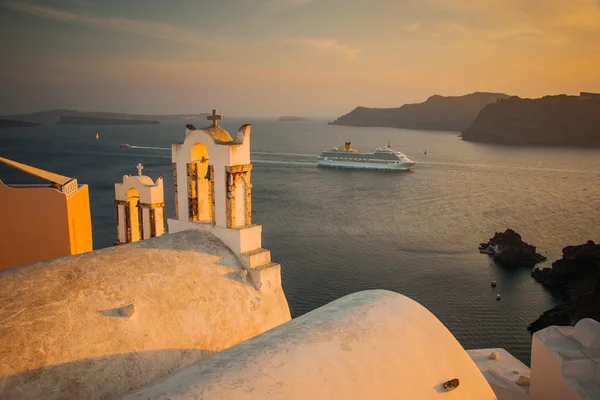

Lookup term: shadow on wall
[0,348,212,400]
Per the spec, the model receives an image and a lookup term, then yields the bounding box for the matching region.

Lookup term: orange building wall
[0,182,92,270]
[66,184,93,255]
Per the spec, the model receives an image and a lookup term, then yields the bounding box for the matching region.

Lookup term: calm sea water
[1,119,599,364]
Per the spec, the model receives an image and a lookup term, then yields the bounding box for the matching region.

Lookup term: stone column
[141,207,151,239]
[116,201,127,244]
[172,163,178,220]
[225,164,252,228]
[187,162,199,221]
[209,165,216,226]
[154,207,165,236]
[141,202,166,238]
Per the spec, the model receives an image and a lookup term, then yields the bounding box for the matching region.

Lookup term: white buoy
[496,294,501,300]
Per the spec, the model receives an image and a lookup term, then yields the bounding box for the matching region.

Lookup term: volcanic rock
[479,229,546,267]
[528,240,600,333]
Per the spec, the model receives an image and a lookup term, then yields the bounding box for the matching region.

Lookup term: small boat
[96,133,99,140]
[491,280,497,287]
[496,294,501,301]
[121,144,131,148]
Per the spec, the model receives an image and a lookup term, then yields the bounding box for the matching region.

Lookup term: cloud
[441,22,568,47]
[404,22,421,31]
[429,0,600,32]
[286,37,360,58]
[251,0,318,10]
[272,0,318,8]
[4,0,217,46]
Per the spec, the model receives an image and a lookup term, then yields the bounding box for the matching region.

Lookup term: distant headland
[0,119,41,129]
[57,116,159,126]
[279,116,309,122]
[1,110,209,125]
[461,93,600,146]
[329,92,511,131]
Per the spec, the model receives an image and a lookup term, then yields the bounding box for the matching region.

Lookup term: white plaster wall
[229,124,251,165]
[115,176,163,204]
[125,290,496,400]
[212,225,262,254]
[229,143,250,165]
[167,221,262,256]
[529,325,600,400]
[529,334,581,399]
[0,230,291,400]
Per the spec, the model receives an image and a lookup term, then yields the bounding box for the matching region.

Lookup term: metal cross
[207,109,223,127]
[136,163,143,176]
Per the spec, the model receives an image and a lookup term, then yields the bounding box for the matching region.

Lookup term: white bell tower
[168,110,281,292]
[114,164,166,244]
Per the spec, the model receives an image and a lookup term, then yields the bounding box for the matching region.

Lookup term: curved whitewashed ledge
[125,290,496,400]
[0,230,290,400]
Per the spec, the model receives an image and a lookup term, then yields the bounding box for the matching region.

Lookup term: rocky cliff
[461,95,600,146]
[528,240,600,332]
[3,110,208,124]
[0,119,41,129]
[330,92,510,131]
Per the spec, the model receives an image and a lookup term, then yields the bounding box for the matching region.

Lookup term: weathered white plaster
[124,290,497,400]
[0,230,291,400]
[528,320,600,400]
[114,174,164,205]
[572,318,600,350]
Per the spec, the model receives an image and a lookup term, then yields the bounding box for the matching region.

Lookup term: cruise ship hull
[317,159,415,170]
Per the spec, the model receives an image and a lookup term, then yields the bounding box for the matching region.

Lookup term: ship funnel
[344,142,351,151]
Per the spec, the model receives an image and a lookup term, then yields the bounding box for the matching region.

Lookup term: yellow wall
[66,184,93,255]
[0,182,92,270]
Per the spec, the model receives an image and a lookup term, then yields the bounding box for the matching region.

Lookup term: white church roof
[0,230,291,400]
[124,290,497,400]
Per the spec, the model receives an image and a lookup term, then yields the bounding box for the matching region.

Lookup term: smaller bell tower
[114,163,166,244]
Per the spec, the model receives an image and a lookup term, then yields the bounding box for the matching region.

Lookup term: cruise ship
[317,142,415,170]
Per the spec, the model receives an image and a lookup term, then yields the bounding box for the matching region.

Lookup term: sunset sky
[2,0,600,116]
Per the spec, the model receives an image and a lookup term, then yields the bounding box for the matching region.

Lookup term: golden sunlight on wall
[66,184,93,255]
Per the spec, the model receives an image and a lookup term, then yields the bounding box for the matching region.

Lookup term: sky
[2,0,600,117]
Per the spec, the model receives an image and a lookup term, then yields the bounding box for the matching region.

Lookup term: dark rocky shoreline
[528,240,600,332]
[0,119,41,129]
[479,230,599,333]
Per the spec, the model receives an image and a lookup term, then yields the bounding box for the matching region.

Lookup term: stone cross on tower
[136,163,143,176]
[207,109,223,127]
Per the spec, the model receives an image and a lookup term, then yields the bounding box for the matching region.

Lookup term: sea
[1,118,599,365]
